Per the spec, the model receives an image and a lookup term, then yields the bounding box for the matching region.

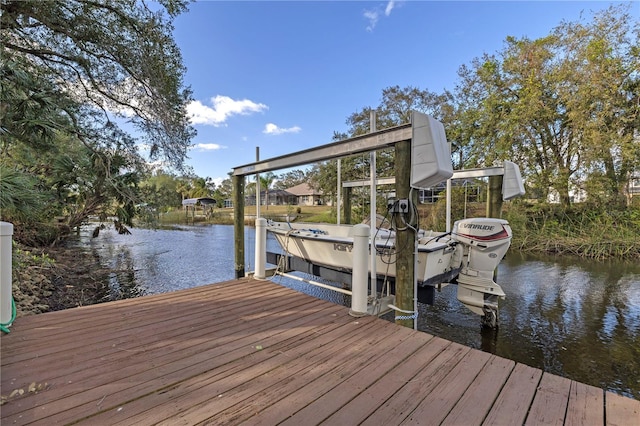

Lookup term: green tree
[212,177,233,207]
[0,0,195,241]
[1,0,195,167]
[175,177,193,201]
[139,171,182,214]
[190,177,211,198]
[309,86,454,199]
[555,5,640,206]
[274,169,307,190]
[453,4,639,206]
[0,166,45,223]
[256,172,276,209]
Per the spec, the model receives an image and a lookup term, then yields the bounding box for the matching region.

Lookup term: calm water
[75,223,640,399]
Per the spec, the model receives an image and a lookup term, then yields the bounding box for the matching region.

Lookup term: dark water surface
[75,223,640,399]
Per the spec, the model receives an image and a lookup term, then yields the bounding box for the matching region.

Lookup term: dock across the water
[1,278,638,425]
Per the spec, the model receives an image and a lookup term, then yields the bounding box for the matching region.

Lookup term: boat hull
[267,222,458,285]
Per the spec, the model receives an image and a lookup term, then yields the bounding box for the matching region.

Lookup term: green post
[394,139,415,328]
[233,174,245,279]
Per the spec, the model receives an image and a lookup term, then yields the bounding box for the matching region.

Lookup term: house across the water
[284,183,327,206]
[225,183,328,208]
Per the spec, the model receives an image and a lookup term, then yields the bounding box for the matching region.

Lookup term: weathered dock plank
[440,355,516,425]
[2,280,338,423]
[483,363,543,425]
[1,277,638,426]
[102,310,379,425]
[605,391,640,425]
[565,381,604,426]
[313,335,446,426]
[359,342,472,425]
[273,323,428,426]
[526,372,573,425]
[401,349,494,425]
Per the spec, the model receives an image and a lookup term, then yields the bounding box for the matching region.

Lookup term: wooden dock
[1,278,638,425]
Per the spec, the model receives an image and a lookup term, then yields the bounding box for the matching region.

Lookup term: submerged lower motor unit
[451,218,513,327]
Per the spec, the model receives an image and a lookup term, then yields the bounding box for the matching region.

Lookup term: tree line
[307,4,639,209]
[138,169,310,216]
[1,1,638,247]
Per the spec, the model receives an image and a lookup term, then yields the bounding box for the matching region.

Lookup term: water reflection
[72,224,640,399]
[498,253,640,398]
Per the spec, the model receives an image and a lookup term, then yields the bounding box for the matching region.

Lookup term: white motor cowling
[451,218,512,327]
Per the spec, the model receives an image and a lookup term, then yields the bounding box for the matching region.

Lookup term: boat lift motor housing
[451,218,512,318]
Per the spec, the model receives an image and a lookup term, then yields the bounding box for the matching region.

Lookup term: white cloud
[364,1,400,32]
[188,95,268,126]
[364,9,379,32]
[193,143,227,151]
[263,123,302,135]
[385,1,396,16]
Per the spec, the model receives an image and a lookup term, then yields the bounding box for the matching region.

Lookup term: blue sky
[171,1,631,186]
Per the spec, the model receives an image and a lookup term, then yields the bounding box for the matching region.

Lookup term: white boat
[267,216,514,327]
[263,113,524,327]
[250,112,524,326]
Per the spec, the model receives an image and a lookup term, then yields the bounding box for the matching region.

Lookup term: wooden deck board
[176,318,408,425]
[360,342,472,425]
[440,355,516,425]
[565,381,603,426]
[400,349,494,425]
[2,282,292,360]
[605,391,640,425]
[1,277,638,426]
[4,296,345,423]
[483,363,543,426]
[526,372,572,425]
[107,316,382,425]
[274,323,428,426]
[2,287,311,383]
[316,335,447,426]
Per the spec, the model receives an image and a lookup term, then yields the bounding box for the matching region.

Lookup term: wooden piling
[394,139,414,328]
[487,174,503,281]
[486,174,504,218]
[343,187,352,224]
[233,174,245,279]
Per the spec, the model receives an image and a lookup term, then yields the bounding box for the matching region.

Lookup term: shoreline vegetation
[9,202,640,318]
[160,202,640,261]
[505,205,640,261]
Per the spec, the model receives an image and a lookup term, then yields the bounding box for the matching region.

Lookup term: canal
[74,223,640,399]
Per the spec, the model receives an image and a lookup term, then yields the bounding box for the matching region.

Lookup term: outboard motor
[451,218,512,328]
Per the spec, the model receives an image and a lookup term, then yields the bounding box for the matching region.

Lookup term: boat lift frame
[230,112,523,326]
[340,161,525,231]
[231,117,417,283]
[232,112,436,326]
